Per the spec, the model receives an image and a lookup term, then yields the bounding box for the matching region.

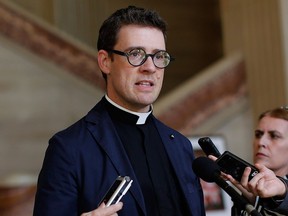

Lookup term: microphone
[192,156,262,216]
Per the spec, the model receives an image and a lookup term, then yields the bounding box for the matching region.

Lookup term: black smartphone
[216,151,259,182]
[99,176,133,206]
[198,137,221,157]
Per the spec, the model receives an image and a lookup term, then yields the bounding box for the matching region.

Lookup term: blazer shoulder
[152,116,189,139]
[50,99,108,144]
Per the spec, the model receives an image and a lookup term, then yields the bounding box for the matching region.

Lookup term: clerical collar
[105,95,152,125]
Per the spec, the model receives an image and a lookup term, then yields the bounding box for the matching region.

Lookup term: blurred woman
[228,106,288,215]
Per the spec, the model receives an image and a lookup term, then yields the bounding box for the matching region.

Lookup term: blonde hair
[259,106,288,121]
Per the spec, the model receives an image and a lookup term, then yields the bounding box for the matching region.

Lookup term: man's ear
[97,50,111,75]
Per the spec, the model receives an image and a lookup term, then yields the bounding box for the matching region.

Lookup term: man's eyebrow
[124,47,166,53]
[123,46,144,51]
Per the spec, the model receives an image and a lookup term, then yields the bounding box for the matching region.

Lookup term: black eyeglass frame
[107,48,175,69]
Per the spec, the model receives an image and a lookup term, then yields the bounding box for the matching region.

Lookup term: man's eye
[131,52,140,57]
[155,54,164,59]
[129,51,141,58]
[155,52,169,60]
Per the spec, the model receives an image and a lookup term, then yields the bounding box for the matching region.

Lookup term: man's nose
[140,56,156,72]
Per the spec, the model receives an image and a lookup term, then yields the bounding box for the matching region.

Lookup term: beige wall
[280,0,288,100]
[8,0,54,23]
[0,35,103,178]
[221,0,288,124]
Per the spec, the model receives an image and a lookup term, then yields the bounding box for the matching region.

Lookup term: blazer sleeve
[33,134,79,216]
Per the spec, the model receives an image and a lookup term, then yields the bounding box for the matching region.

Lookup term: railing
[0,174,37,216]
[154,52,247,134]
[0,0,105,90]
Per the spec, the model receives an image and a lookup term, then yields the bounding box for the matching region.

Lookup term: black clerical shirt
[104,97,189,216]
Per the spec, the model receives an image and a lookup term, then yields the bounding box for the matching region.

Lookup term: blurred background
[0,0,288,215]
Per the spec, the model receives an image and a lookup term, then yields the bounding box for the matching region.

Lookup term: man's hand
[81,202,123,216]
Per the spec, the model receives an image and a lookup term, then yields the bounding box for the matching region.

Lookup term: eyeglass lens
[127,48,171,68]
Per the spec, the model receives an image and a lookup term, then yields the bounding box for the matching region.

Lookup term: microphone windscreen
[192,156,221,183]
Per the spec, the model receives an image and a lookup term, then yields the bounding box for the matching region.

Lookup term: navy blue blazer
[33,98,205,216]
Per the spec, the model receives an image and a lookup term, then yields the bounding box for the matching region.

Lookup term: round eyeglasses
[108,48,175,69]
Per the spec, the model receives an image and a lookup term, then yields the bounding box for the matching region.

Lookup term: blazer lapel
[153,117,196,213]
[86,102,146,214]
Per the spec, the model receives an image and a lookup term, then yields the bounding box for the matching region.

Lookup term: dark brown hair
[97,6,167,51]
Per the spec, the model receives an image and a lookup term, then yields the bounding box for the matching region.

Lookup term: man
[33,6,205,216]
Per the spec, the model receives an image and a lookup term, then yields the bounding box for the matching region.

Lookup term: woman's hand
[244,164,286,198]
[208,154,255,202]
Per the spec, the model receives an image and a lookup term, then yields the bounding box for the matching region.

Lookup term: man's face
[103,25,166,112]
